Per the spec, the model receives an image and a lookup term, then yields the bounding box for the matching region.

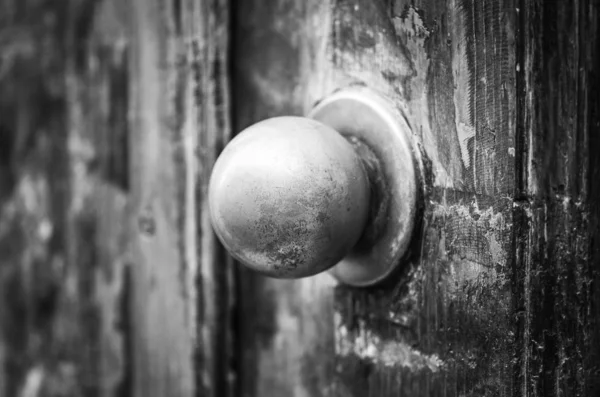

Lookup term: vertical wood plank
[0,0,131,395]
[128,0,195,394]
[515,1,600,395]
[330,1,516,395]
[0,0,232,396]
[234,0,518,396]
[128,0,232,396]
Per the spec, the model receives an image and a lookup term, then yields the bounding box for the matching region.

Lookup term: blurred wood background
[0,0,233,396]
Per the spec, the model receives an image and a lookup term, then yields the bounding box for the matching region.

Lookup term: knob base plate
[309,87,418,287]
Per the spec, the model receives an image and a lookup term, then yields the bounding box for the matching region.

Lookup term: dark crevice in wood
[105,48,130,192]
[172,0,182,35]
[117,263,133,397]
[194,0,235,396]
[196,235,234,397]
[0,122,16,203]
[77,215,101,397]
[226,1,241,395]
[72,0,102,72]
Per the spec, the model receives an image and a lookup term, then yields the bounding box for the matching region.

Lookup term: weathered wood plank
[234,0,517,396]
[230,0,599,395]
[0,0,130,395]
[128,0,195,394]
[514,1,600,395]
[128,0,232,396]
[330,1,516,395]
[0,0,232,395]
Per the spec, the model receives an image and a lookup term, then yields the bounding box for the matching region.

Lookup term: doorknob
[208,88,418,286]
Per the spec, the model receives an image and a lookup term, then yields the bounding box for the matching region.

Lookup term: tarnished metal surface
[310,87,418,286]
[209,116,370,278]
[210,88,418,285]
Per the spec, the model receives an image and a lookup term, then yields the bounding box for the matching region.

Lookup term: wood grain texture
[514,0,600,395]
[128,0,196,395]
[0,0,232,396]
[235,0,516,393]
[329,2,516,395]
[231,0,589,396]
[0,1,130,395]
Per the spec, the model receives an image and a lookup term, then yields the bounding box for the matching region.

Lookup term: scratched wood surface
[234,0,599,396]
[0,0,232,396]
[514,1,600,396]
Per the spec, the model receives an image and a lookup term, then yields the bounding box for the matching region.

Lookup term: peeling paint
[331,0,414,107]
[433,199,509,268]
[337,321,445,373]
[450,0,476,169]
[393,7,455,188]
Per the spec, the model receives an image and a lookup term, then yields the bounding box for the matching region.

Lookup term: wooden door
[1,1,599,397]
[233,1,600,396]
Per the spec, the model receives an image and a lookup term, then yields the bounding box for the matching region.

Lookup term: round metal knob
[209,116,371,278]
[209,88,418,286]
